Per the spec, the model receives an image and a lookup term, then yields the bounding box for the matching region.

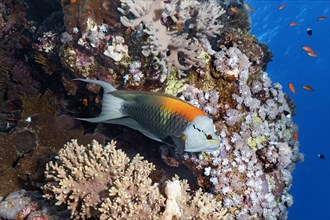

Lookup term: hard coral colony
[0,0,303,220]
[43,139,228,220]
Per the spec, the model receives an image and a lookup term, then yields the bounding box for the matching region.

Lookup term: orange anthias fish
[302,46,317,57]
[293,132,298,140]
[307,52,318,58]
[278,4,286,10]
[302,85,314,91]
[288,83,296,94]
[289,22,298,27]
[74,78,220,153]
[230,7,239,13]
[317,16,327,21]
[70,0,76,3]
[302,46,314,53]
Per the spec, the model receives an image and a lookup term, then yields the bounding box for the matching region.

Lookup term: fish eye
[206,134,212,140]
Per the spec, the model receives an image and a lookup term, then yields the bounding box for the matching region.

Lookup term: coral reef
[43,139,228,219]
[0,114,106,197]
[118,0,225,77]
[0,0,302,219]
[184,68,303,219]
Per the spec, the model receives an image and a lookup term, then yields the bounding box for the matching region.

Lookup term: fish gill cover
[0,0,303,219]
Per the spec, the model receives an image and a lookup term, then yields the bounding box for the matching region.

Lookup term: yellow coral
[247,135,267,151]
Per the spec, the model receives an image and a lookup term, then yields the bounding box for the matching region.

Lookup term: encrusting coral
[43,139,229,220]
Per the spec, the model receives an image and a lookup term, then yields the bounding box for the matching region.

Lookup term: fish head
[183,116,220,152]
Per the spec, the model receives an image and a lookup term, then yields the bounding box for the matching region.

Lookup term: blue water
[249,1,330,219]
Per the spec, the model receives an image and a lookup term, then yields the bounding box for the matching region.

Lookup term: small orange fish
[81,98,88,107]
[307,52,318,58]
[278,4,286,10]
[70,0,76,3]
[289,22,298,27]
[230,7,239,13]
[302,46,314,53]
[293,132,298,140]
[302,85,314,91]
[317,16,327,21]
[288,83,296,94]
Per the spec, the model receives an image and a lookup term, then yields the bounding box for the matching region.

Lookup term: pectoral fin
[170,136,186,154]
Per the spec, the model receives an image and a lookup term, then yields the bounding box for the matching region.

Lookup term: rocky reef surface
[0,0,302,219]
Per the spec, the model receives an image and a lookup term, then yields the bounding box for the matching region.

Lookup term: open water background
[249,1,330,219]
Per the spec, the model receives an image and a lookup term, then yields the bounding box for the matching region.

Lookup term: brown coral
[43,139,163,219]
[99,155,165,220]
[43,139,229,220]
[43,140,125,219]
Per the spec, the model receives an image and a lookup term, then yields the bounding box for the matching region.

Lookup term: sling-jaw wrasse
[75,78,220,153]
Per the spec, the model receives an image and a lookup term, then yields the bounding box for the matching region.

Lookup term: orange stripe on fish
[160,96,206,122]
[74,78,220,153]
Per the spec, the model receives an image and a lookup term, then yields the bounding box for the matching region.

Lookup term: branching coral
[163,177,229,220]
[43,140,228,220]
[118,0,225,77]
[98,155,164,220]
[43,139,130,219]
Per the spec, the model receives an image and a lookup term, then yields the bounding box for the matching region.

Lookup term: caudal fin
[74,78,125,123]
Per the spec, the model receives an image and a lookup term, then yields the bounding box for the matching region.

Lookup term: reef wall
[0,0,302,219]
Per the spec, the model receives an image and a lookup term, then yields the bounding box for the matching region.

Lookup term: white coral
[118,0,225,78]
